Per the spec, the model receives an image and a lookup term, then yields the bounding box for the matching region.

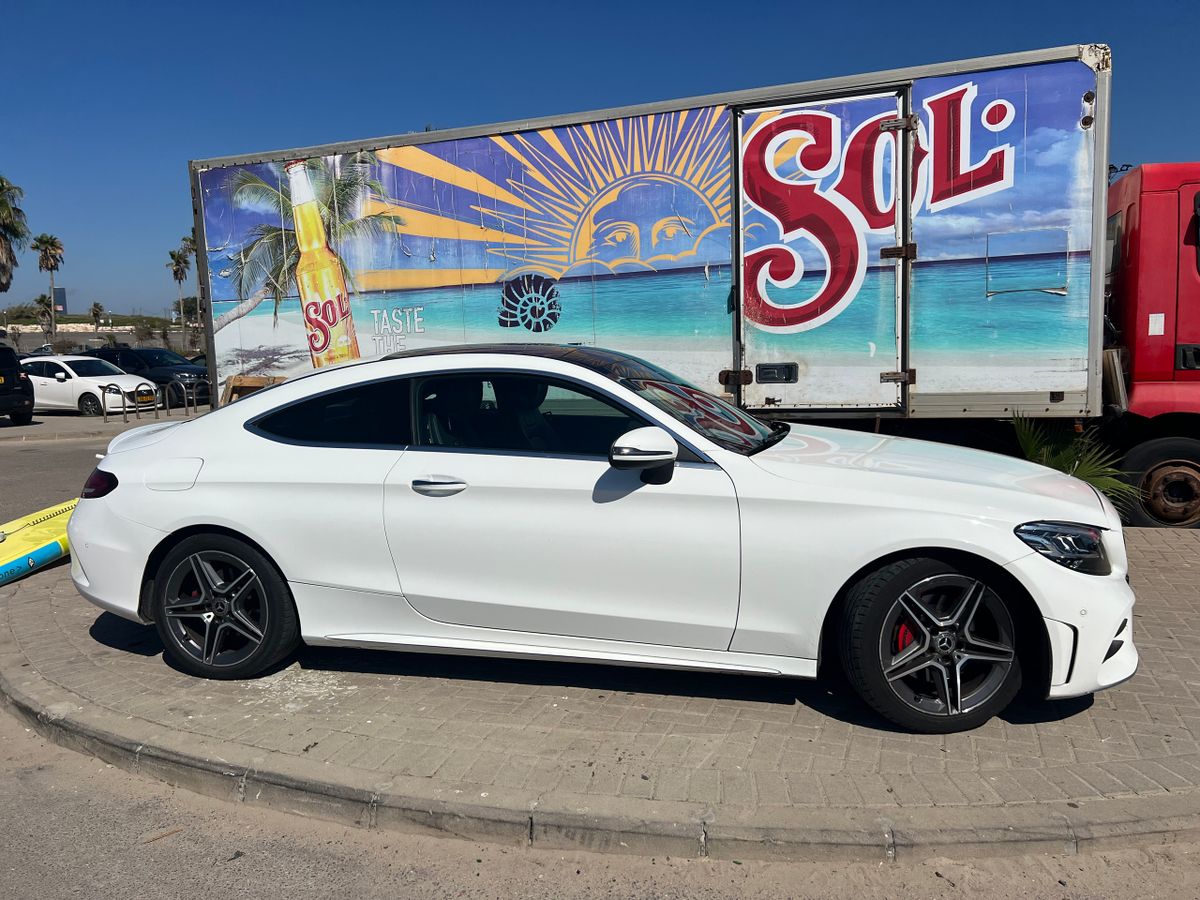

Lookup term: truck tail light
[81,468,118,499]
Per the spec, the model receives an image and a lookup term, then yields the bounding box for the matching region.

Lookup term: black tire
[78,393,103,417]
[152,534,300,680]
[839,557,1022,733]
[1122,437,1200,528]
[9,410,32,426]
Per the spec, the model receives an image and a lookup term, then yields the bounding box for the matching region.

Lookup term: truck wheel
[1123,437,1200,528]
[839,558,1022,733]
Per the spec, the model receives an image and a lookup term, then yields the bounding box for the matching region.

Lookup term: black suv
[0,344,35,425]
[86,347,210,406]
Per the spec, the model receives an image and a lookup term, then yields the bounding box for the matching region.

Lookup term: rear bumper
[67,498,163,624]
[0,391,34,414]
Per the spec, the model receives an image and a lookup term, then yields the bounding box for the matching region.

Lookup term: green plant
[1012,413,1141,511]
[31,233,64,335]
[0,175,31,293]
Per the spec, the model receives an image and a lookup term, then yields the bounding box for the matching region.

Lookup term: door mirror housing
[54,371,67,382]
[610,426,678,483]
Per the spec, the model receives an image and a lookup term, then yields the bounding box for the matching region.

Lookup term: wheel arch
[817,546,1051,695]
[138,524,287,623]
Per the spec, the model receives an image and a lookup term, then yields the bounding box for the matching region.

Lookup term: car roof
[380,343,678,381]
[23,355,100,363]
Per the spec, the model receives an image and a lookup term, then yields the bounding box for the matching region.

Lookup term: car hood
[148,364,206,378]
[86,374,155,391]
[750,425,1106,525]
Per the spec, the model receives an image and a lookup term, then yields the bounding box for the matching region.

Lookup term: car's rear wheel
[9,410,32,426]
[839,557,1022,733]
[152,534,300,679]
[78,393,103,417]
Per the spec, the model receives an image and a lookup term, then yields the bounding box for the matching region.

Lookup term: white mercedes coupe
[68,345,1138,732]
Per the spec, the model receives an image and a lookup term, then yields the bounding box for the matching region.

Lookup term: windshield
[65,359,124,378]
[622,378,782,454]
[137,348,191,367]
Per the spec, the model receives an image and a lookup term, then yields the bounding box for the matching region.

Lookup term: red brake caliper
[896,622,916,653]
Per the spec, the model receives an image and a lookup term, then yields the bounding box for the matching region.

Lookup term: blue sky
[2,0,1196,315]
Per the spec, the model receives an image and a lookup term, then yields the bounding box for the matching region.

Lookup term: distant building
[53,287,66,314]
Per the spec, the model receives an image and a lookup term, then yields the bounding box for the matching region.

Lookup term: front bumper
[1004,546,1138,699]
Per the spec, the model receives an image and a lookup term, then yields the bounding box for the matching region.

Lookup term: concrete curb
[2,641,1198,862]
[0,429,114,443]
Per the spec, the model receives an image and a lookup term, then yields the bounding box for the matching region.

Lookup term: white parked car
[67,346,1137,732]
[21,355,159,416]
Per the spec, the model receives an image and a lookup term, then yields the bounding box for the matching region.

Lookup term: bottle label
[304,292,352,355]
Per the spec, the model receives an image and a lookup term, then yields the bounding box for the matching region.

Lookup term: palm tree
[218,152,402,331]
[180,233,196,258]
[167,248,190,323]
[89,301,104,332]
[30,234,64,336]
[0,176,31,293]
[1012,413,1141,510]
[33,293,52,338]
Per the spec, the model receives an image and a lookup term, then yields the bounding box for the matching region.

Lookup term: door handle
[411,477,467,497]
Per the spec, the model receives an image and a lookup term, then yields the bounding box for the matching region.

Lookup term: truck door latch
[879,115,918,132]
[880,369,917,384]
[880,243,918,260]
[718,369,753,387]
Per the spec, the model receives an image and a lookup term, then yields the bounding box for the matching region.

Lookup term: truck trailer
[188,43,1200,527]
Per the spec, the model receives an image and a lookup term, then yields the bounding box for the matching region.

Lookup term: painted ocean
[212,255,1090,395]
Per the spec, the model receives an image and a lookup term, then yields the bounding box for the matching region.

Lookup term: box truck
[188,43,1200,527]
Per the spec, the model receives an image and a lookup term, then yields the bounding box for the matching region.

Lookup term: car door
[383,370,741,650]
[36,361,73,409]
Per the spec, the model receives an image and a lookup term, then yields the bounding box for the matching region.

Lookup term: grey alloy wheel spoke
[189,554,222,599]
[201,619,226,665]
[885,647,938,683]
[163,596,207,618]
[933,661,962,715]
[948,579,985,628]
[223,567,257,603]
[897,590,939,633]
[226,607,263,643]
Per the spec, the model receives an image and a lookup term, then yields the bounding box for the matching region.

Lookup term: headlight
[1014,521,1111,575]
[103,385,121,394]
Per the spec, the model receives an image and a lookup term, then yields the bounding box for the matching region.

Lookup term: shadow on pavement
[82,611,1097,733]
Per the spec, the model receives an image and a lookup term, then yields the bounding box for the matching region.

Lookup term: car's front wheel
[152,534,300,679]
[839,558,1022,733]
[78,393,103,417]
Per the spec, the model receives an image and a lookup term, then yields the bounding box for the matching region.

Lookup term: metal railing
[97,377,211,424]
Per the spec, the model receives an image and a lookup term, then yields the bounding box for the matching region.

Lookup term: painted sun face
[572,174,722,267]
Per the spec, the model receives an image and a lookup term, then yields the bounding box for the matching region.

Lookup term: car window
[22,361,46,377]
[253,378,412,447]
[416,373,646,457]
[117,351,146,371]
[137,348,190,367]
[64,359,124,378]
[43,362,67,378]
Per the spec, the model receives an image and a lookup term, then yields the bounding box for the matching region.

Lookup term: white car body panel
[67,350,1137,708]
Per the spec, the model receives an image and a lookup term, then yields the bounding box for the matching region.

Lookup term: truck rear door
[737,91,908,412]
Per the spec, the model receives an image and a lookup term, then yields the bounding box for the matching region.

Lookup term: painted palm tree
[0,176,31,293]
[30,234,64,336]
[217,152,403,331]
[89,301,104,332]
[167,248,191,322]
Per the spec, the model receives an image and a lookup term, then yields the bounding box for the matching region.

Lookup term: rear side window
[253,378,412,448]
[22,361,47,377]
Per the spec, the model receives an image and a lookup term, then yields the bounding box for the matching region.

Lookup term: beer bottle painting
[286,161,361,368]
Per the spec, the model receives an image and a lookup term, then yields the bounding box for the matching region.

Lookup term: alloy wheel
[878,574,1015,717]
[161,551,267,668]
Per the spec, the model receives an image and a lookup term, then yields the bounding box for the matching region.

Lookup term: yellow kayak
[0,499,77,587]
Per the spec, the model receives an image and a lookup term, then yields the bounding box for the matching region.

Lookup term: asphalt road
[4,707,1200,900]
[0,433,110,517]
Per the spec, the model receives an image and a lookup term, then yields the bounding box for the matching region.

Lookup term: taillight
[18,371,28,381]
[81,468,118,499]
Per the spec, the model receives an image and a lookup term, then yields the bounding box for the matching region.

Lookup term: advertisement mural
[198,56,1097,410]
[739,59,1097,407]
[199,106,735,393]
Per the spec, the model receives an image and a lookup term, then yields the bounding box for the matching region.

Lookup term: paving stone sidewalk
[2,528,1199,859]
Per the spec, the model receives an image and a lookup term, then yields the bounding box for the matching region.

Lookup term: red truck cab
[1107,164,1200,525]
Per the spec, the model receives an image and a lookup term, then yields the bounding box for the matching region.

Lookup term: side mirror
[610,426,678,483]
[54,372,67,382]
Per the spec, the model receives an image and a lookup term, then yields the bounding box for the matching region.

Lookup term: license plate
[0,375,5,384]
[137,391,153,400]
